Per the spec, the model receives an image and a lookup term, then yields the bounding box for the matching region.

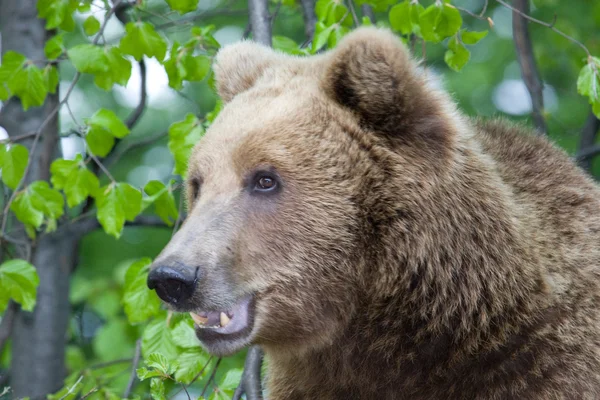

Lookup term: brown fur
[154,28,600,399]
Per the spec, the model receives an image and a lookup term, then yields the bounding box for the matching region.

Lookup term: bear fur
[154,27,600,399]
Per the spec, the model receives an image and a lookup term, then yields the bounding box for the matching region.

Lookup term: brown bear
[147,27,600,399]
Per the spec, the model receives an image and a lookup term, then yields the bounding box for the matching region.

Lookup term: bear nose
[147,266,196,305]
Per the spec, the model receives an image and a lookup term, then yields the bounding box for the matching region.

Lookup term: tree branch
[232,346,264,400]
[496,0,592,59]
[122,339,142,398]
[248,0,271,46]
[103,131,168,169]
[511,0,547,135]
[299,0,317,41]
[361,5,375,24]
[577,111,600,171]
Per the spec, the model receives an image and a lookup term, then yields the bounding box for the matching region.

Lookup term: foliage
[0,0,598,398]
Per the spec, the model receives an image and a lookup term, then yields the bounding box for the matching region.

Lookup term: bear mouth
[189,294,255,354]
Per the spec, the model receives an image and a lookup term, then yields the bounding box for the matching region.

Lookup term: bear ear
[213,41,283,102]
[321,27,443,136]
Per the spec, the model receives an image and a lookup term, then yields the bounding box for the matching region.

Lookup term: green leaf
[437,4,462,38]
[168,113,204,177]
[170,316,199,348]
[67,44,110,74]
[85,126,115,157]
[120,22,167,62]
[92,318,137,361]
[145,352,175,376]
[44,33,65,60]
[150,378,166,400]
[10,181,64,232]
[83,15,101,36]
[219,368,243,390]
[445,36,470,72]
[136,367,165,381]
[50,156,99,207]
[389,1,424,35]
[420,3,461,43]
[8,64,48,110]
[328,26,350,48]
[315,0,334,22]
[0,259,39,313]
[0,144,28,189]
[461,30,488,45]
[122,258,161,324]
[94,47,132,90]
[142,315,180,361]
[312,22,335,53]
[88,108,130,138]
[175,348,209,384]
[166,0,199,14]
[578,58,600,118]
[96,183,142,238]
[389,1,412,34]
[0,51,27,100]
[143,181,178,226]
[164,43,212,90]
[37,0,78,30]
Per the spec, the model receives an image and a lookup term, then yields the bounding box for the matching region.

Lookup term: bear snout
[147,264,197,306]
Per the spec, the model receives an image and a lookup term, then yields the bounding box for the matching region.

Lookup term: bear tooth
[190,312,208,326]
[220,312,231,327]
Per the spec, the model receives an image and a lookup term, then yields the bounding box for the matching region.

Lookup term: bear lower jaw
[192,294,256,356]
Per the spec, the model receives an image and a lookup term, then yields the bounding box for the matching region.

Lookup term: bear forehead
[189,79,357,178]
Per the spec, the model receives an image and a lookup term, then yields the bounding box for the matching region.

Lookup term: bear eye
[253,174,279,193]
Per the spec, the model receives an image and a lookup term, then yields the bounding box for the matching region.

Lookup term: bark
[248,0,271,46]
[577,111,600,172]
[0,0,71,398]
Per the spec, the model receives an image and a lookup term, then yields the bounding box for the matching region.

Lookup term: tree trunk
[0,0,73,398]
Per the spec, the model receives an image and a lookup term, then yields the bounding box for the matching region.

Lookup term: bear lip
[190,294,254,336]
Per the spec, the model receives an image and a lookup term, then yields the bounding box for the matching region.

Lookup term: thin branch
[89,358,133,370]
[67,214,170,239]
[511,0,547,135]
[347,0,360,26]
[168,357,213,399]
[495,0,592,58]
[200,358,222,397]
[248,0,272,46]
[361,5,375,24]
[123,339,142,398]
[124,60,147,130]
[232,346,264,400]
[299,0,317,41]
[87,149,116,182]
[577,111,600,171]
[270,0,283,27]
[0,131,37,143]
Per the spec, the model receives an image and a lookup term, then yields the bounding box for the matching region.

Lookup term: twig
[511,0,547,135]
[172,186,185,235]
[248,0,272,46]
[0,131,37,143]
[452,4,491,22]
[347,0,360,26]
[232,346,264,400]
[361,5,375,24]
[0,302,17,356]
[180,384,192,400]
[124,60,147,129]
[123,339,142,398]
[59,375,84,400]
[480,0,489,17]
[577,111,600,171]
[87,148,116,182]
[495,0,592,58]
[200,358,222,397]
[299,0,317,41]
